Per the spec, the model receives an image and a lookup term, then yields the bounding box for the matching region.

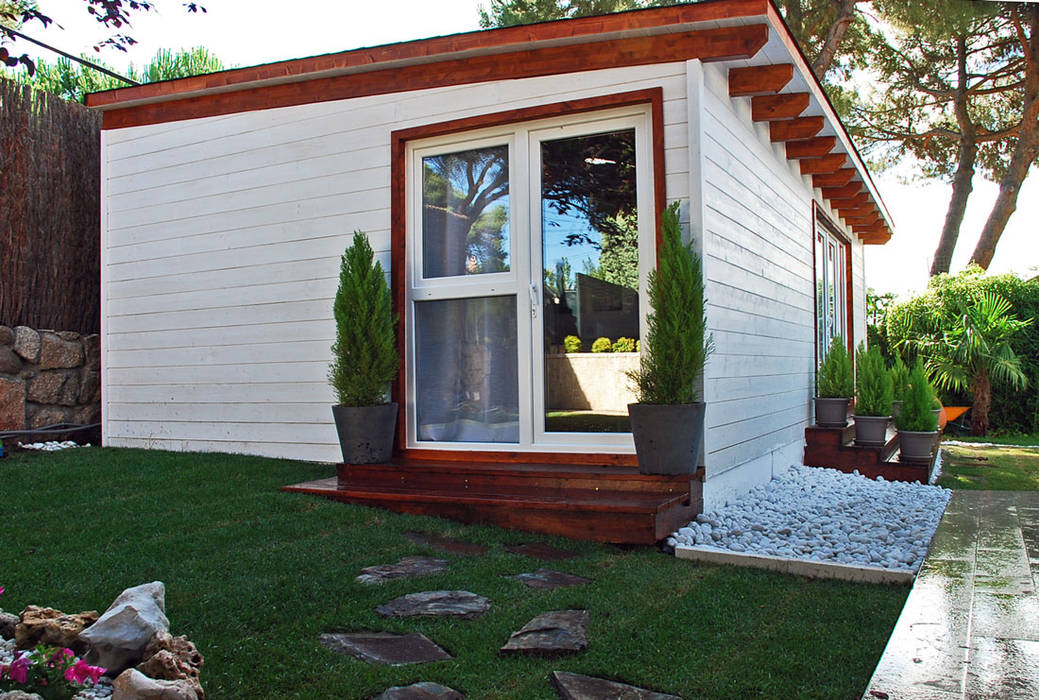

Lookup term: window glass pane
[421,146,510,278]
[414,296,519,443]
[816,232,826,362]
[540,129,638,433]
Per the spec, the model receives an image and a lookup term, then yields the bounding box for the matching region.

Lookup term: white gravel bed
[668,465,952,572]
[16,440,89,452]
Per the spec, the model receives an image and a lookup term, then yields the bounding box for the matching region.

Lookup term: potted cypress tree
[890,354,909,418]
[854,342,893,447]
[626,202,713,475]
[328,231,400,464]
[815,336,854,427]
[895,360,939,463]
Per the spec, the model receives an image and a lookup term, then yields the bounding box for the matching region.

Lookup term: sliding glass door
[406,108,652,452]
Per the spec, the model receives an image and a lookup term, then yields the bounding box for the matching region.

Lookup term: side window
[815,212,849,364]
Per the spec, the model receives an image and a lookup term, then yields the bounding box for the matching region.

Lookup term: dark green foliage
[329,232,398,406]
[628,202,712,405]
[612,336,636,353]
[816,336,854,398]
[0,446,908,698]
[896,361,938,432]
[591,337,612,353]
[885,267,1039,433]
[856,342,893,417]
[890,354,910,400]
[563,334,582,353]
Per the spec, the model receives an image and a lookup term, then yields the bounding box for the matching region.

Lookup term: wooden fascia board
[728,63,794,96]
[763,3,892,232]
[785,136,836,158]
[798,153,846,175]
[751,92,810,121]
[98,24,769,129]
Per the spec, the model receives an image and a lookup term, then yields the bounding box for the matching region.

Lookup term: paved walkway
[866,490,1039,699]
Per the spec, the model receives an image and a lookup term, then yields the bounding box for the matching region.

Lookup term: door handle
[529,282,539,319]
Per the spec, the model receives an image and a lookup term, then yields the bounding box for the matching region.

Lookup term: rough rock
[80,582,170,674]
[15,606,99,654]
[356,557,449,585]
[112,668,198,700]
[28,372,79,406]
[73,403,102,426]
[374,682,464,699]
[0,377,25,431]
[137,633,204,699]
[38,333,83,370]
[550,671,681,700]
[500,610,588,656]
[56,331,80,342]
[506,543,580,560]
[510,569,592,590]
[0,691,45,700]
[0,325,13,345]
[80,370,102,404]
[376,591,490,619]
[83,335,101,371]
[319,632,452,665]
[12,327,40,363]
[28,405,69,430]
[0,611,18,639]
[0,346,21,375]
[404,532,489,555]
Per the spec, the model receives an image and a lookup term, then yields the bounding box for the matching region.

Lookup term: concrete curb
[674,545,915,585]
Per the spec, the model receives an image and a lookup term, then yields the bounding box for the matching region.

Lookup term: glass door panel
[539,129,639,434]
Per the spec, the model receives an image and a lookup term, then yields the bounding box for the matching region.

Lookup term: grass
[947,433,1039,447]
[938,441,1039,491]
[544,411,631,432]
[0,447,908,699]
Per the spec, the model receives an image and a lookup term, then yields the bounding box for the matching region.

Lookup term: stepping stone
[506,542,580,560]
[374,681,464,699]
[550,671,681,699]
[510,568,592,590]
[356,556,449,584]
[404,531,489,555]
[377,590,491,619]
[318,632,451,665]
[500,610,588,656]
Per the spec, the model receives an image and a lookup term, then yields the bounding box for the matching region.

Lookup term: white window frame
[815,212,849,364]
[404,106,654,453]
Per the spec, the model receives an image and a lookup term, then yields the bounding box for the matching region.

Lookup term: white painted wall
[100,63,691,461]
[693,63,866,509]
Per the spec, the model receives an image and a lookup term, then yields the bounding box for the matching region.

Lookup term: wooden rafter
[751,92,810,121]
[785,136,836,158]
[728,63,794,97]
[846,216,881,228]
[799,153,846,175]
[812,168,856,188]
[769,116,824,142]
[821,183,863,200]
[830,192,869,208]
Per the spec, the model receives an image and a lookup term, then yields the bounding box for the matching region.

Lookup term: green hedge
[883,266,1039,434]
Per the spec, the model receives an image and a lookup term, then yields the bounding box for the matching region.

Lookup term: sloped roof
[85,0,892,243]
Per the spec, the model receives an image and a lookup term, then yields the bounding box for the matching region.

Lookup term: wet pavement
[865,490,1039,699]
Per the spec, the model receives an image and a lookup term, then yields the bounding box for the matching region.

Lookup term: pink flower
[0,585,5,596]
[9,654,32,684]
[64,659,104,686]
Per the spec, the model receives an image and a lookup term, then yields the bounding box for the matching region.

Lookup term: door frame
[390,88,666,464]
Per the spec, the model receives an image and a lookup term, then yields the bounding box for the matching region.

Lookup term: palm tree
[918,291,1031,435]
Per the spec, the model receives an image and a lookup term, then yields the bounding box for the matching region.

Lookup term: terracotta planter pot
[814,397,850,427]
[332,402,398,464]
[854,414,890,447]
[628,401,705,475]
[898,430,938,464]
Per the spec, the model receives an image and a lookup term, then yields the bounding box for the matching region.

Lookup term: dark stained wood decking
[803,421,940,483]
[283,459,703,544]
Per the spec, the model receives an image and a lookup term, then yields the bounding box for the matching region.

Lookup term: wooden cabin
[88,0,893,543]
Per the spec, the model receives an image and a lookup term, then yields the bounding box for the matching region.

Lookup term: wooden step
[284,461,703,545]
[804,422,900,469]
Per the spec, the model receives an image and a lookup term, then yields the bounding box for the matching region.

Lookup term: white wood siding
[101,64,690,461]
[695,63,865,508]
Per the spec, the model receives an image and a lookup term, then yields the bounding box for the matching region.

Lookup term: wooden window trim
[388,88,665,466]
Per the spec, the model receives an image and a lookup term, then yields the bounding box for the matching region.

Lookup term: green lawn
[948,434,1039,447]
[938,442,1039,491]
[1,448,907,699]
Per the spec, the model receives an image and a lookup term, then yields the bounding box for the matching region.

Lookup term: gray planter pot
[814,397,850,427]
[854,414,890,447]
[898,430,938,464]
[332,403,398,464]
[628,402,705,475]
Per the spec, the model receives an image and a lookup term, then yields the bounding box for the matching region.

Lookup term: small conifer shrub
[817,336,854,398]
[895,360,939,432]
[855,342,893,416]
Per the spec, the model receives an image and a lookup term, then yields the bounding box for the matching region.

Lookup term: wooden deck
[803,421,940,483]
[283,458,703,544]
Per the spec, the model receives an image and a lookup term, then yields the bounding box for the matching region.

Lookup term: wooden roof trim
[785,136,835,158]
[87,0,769,109]
[728,63,793,96]
[769,116,823,142]
[821,183,864,200]
[798,153,846,175]
[99,24,768,129]
[830,192,869,208]
[812,168,857,188]
[750,92,809,121]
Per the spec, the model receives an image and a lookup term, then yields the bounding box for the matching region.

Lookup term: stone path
[509,568,593,590]
[506,542,580,560]
[551,671,681,699]
[318,632,451,665]
[356,556,449,585]
[500,610,589,656]
[376,590,491,619]
[866,490,1039,699]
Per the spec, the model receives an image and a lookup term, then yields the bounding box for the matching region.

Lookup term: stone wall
[0,325,101,433]
[545,352,639,413]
